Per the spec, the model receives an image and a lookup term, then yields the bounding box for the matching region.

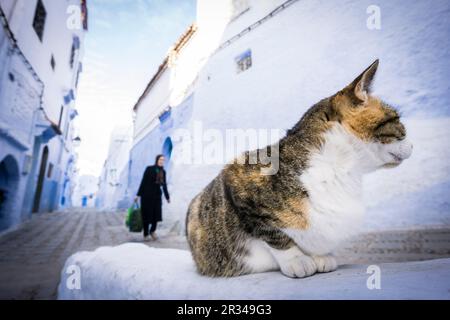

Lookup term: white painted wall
[133,1,236,146]
[1,0,87,221]
[134,69,171,143]
[3,0,86,123]
[96,126,132,210]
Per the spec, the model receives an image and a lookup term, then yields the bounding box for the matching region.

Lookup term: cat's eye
[374,116,400,131]
[377,132,405,144]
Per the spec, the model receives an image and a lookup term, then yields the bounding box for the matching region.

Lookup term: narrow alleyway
[0,209,187,299]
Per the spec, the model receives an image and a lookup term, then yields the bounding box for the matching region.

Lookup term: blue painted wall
[129,94,194,200]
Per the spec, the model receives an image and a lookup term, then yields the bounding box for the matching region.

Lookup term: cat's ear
[344,59,379,104]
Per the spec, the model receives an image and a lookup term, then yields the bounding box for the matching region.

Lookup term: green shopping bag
[126,203,142,232]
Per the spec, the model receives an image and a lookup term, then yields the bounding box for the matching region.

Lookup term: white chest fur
[282,124,370,255]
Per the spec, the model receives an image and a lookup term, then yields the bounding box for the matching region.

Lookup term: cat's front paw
[280,255,317,278]
[312,255,338,273]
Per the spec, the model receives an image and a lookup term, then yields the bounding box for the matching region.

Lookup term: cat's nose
[400,139,413,159]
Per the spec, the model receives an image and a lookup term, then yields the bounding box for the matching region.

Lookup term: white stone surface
[58,243,450,300]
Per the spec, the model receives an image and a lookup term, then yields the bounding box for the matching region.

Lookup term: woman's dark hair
[155,154,164,166]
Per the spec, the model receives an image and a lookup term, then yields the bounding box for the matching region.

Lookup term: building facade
[72,174,96,208]
[96,126,132,210]
[0,0,87,231]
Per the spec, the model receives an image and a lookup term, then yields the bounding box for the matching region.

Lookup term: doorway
[162,137,173,175]
[32,146,49,213]
[0,155,20,231]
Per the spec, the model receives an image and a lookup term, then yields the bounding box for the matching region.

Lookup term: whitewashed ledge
[57,243,450,300]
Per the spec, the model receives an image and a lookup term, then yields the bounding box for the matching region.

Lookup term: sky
[75,0,196,177]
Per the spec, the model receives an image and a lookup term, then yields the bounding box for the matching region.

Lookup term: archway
[33,146,49,213]
[162,137,173,176]
[0,155,20,231]
[162,137,173,161]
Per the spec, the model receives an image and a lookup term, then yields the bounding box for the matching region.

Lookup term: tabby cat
[186,60,412,278]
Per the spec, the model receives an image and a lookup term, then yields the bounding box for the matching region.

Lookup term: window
[69,44,75,69]
[32,0,47,42]
[58,106,64,129]
[159,107,172,123]
[70,36,80,69]
[47,163,53,178]
[65,122,70,141]
[50,55,55,71]
[75,63,82,88]
[81,0,88,30]
[235,49,252,73]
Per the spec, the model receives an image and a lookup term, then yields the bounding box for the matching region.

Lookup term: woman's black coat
[137,165,170,223]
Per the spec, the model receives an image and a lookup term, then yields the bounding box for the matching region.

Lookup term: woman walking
[135,154,170,241]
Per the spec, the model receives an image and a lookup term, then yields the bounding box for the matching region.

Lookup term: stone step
[335,226,450,264]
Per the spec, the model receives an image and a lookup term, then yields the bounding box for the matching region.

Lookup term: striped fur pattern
[186,60,412,278]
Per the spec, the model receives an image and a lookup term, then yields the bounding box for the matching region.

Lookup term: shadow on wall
[0,155,20,231]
